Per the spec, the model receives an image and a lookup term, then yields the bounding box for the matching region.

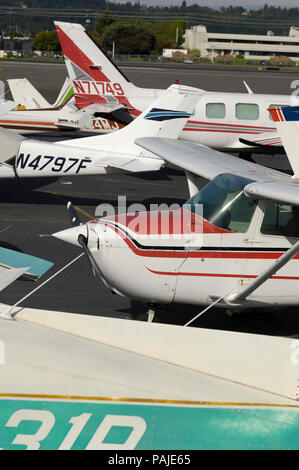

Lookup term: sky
[111,0,299,8]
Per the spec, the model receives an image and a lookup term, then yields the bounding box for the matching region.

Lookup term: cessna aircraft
[55,20,293,157]
[52,103,299,321]
[0,84,201,179]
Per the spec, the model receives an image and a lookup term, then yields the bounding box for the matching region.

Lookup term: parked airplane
[7,77,73,110]
[0,64,130,134]
[0,84,202,179]
[52,104,299,321]
[5,75,133,134]
[55,20,293,157]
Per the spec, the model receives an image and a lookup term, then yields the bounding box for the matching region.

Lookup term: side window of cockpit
[261,203,299,237]
[206,103,226,119]
[235,103,259,120]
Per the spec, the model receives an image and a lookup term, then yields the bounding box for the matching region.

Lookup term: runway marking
[0,225,12,235]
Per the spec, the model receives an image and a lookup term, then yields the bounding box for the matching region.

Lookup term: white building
[162,48,188,59]
[182,25,299,62]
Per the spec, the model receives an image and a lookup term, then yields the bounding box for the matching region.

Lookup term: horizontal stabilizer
[0,247,54,280]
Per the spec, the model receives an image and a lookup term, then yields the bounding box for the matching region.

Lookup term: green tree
[102,20,156,55]
[95,9,114,36]
[32,31,60,52]
[149,19,188,52]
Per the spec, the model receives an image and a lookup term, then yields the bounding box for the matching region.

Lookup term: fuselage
[127,88,291,152]
[0,100,125,134]
[72,79,291,153]
[54,173,299,310]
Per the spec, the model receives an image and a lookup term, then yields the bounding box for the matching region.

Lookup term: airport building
[0,37,32,57]
[182,25,299,63]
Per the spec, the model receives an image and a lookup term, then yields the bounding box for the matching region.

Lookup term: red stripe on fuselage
[185,120,275,130]
[146,267,299,280]
[102,222,299,260]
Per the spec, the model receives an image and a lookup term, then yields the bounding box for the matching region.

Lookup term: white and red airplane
[52,103,299,321]
[55,20,294,158]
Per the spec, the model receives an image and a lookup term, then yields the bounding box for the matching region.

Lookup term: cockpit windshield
[187,173,258,233]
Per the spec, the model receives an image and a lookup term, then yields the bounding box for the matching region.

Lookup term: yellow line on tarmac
[45,190,94,220]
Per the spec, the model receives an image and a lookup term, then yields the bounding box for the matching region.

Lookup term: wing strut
[225,239,299,305]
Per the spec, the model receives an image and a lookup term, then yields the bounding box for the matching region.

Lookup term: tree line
[32,10,188,55]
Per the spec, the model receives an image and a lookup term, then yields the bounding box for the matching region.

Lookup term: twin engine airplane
[52,103,299,321]
[55,20,294,160]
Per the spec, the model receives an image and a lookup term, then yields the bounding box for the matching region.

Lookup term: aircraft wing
[136,136,299,206]
[0,246,53,294]
[244,180,299,206]
[0,247,54,280]
[135,137,287,183]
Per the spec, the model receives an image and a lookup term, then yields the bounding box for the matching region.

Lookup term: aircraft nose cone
[52,225,88,247]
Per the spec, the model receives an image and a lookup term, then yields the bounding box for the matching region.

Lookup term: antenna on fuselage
[243,81,253,94]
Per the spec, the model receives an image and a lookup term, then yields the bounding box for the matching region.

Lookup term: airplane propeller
[66,201,108,283]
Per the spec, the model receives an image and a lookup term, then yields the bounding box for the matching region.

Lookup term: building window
[261,203,299,237]
[206,102,226,119]
[235,103,259,120]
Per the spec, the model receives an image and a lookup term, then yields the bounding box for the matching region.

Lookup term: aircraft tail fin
[8,77,74,110]
[269,106,299,177]
[7,78,51,109]
[64,84,203,158]
[54,21,143,114]
[52,77,74,108]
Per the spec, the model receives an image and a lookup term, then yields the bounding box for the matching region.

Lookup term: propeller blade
[78,233,105,280]
[67,201,82,227]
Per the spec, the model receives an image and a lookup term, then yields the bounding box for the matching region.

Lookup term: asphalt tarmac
[1,61,299,336]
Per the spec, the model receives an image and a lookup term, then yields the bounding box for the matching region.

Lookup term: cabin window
[261,203,299,237]
[268,104,290,121]
[187,173,257,232]
[206,103,226,119]
[235,103,259,120]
